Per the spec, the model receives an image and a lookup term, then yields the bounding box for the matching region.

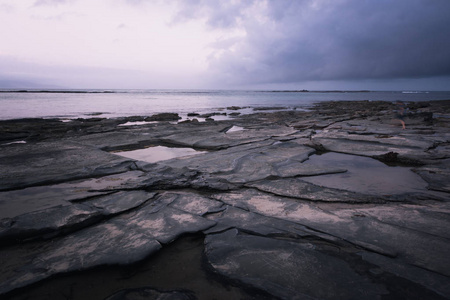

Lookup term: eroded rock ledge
[1,100,449,299]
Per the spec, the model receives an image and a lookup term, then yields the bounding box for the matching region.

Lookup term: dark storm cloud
[173,0,450,86]
[172,0,256,28]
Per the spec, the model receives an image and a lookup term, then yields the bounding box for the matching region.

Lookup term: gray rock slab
[189,174,241,191]
[212,189,450,276]
[0,204,101,243]
[0,141,136,190]
[158,124,232,149]
[422,140,450,160]
[0,171,148,220]
[0,186,85,220]
[203,126,298,149]
[315,129,433,149]
[161,125,296,150]
[114,204,216,244]
[165,191,225,216]
[361,251,450,299]
[307,126,444,163]
[87,190,156,214]
[158,140,275,173]
[204,205,313,239]
[247,178,386,203]
[36,222,161,271]
[138,166,201,190]
[205,229,387,300]
[71,131,161,151]
[72,121,245,152]
[0,190,155,243]
[161,140,316,184]
[290,117,348,130]
[0,222,162,295]
[334,203,450,240]
[312,136,424,158]
[0,202,216,295]
[59,170,151,193]
[204,203,450,298]
[413,164,450,193]
[0,192,217,295]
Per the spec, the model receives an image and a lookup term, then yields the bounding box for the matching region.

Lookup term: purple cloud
[173,0,450,86]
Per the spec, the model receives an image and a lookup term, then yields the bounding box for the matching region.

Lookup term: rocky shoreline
[1,100,449,299]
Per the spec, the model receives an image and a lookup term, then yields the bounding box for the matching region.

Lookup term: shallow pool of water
[113,145,207,163]
[226,125,245,133]
[118,121,158,126]
[301,152,428,195]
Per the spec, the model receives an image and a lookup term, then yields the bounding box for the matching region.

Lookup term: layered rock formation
[1,100,449,299]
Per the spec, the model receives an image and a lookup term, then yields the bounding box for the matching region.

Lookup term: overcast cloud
[175,0,450,88]
[1,0,449,90]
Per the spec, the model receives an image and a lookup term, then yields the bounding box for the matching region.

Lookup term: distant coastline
[261,90,371,93]
[0,89,444,94]
[0,90,116,94]
[2,89,449,121]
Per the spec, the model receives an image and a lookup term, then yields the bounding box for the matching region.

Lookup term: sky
[1,0,450,90]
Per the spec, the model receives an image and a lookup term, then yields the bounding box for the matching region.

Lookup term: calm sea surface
[1,89,449,120]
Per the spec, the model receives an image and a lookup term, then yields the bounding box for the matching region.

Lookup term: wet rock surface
[1,101,449,299]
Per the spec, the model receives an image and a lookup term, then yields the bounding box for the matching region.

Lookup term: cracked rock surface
[1,100,449,299]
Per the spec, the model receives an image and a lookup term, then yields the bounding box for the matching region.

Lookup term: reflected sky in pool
[301,152,428,195]
[113,146,207,163]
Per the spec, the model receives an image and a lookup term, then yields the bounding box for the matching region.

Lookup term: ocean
[1,89,449,120]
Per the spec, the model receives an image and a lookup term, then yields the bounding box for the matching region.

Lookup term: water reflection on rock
[113,146,207,163]
[301,152,428,195]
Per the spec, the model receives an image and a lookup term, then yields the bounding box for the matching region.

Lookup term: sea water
[1,89,449,120]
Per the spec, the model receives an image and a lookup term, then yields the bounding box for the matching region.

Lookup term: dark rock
[1,100,449,299]
[105,287,197,300]
[226,106,242,110]
[198,112,226,118]
[122,116,147,122]
[0,204,102,243]
[253,106,286,111]
[374,151,399,162]
[212,188,450,277]
[204,205,313,238]
[0,222,162,295]
[77,117,105,122]
[0,196,215,295]
[145,113,181,121]
[247,178,386,203]
[87,190,156,214]
[0,142,136,191]
[413,164,450,193]
[0,190,156,244]
[205,229,387,300]
[166,191,225,216]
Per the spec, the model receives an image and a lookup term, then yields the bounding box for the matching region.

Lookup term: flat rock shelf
[1,100,449,300]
